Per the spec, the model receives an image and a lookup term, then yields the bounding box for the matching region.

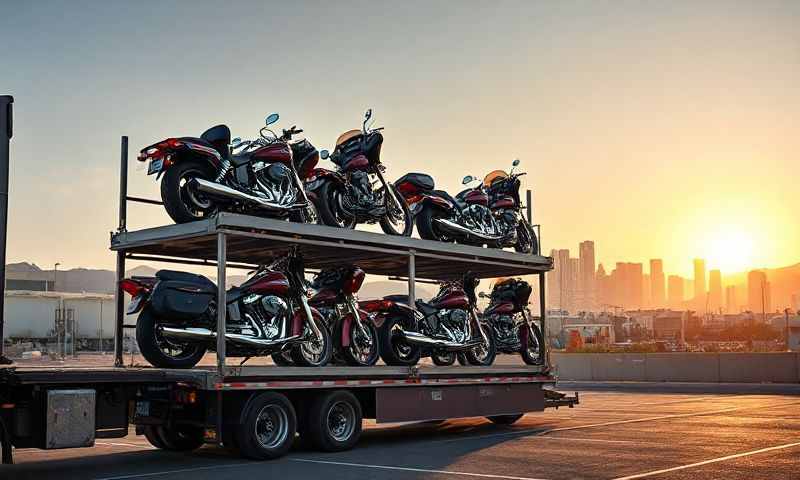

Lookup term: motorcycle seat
[382,294,439,316]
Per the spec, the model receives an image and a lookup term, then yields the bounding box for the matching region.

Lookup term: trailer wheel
[143,425,204,451]
[237,392,297,460]
[487,413,524,425]
[302,390,362,452]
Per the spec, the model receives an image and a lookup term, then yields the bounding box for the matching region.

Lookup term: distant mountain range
[6,262,438,300]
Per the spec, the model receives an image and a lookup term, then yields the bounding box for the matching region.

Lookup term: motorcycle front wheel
[161,161,217,224]
[466,329,497,366]
[340,320,380,366]
[316,181,357,229]
[289,201,320,225]
[291,321,333,367]
[431,350,456,366]
[521,323,545,365]
[515,219,538,254]
[135,308,207,369]
[379,185,413,236]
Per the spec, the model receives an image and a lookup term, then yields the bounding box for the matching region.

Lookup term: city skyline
[548,239,799,315]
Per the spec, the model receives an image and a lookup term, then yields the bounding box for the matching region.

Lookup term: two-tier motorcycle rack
[110,137,554,376]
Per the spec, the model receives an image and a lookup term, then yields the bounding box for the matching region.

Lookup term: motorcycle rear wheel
[135,308,207,369]
[378,315,421,366]
[431,350,456,366]
[416,205,451,242]
[161,161,216,224]
[316,181,357,229]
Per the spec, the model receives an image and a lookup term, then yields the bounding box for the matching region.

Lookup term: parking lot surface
[4,383,799,480]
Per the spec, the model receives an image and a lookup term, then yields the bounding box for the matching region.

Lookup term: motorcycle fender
[126,293,150,315]
[420,194,452,210]
[292,306,324,337]
[340,309,370,347]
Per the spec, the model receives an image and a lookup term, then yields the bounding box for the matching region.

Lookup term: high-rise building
[578,241,596,309]
[548,249,574,312]
[747,270,771,319]
[708,269,722,312]
[569,257,580,311]
[668,275,685,309]
[649,259,665,308]
[726,285,737,313]
[693,259,706,306]
[643,274,651,308]
[596,263,609,307]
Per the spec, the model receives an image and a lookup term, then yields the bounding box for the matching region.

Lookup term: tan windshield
[483,170,508,187]
[335,129,361,147]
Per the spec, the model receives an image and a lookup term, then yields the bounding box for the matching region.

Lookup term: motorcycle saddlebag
[396,172,435,192]
[150,280,215,321]
[491,279,532,307]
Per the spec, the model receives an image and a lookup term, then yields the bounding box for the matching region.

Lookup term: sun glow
[701,227,755,273]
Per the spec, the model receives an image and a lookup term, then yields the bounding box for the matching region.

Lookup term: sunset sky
[1,0,798,279]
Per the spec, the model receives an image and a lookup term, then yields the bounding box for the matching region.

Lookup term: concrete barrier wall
[552,352,800,383]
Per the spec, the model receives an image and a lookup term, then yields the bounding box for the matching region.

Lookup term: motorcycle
[137,113,319,224]
[398,159,538,253]
[359,273,496,366]
[305,109,413,236]
[307,265,380,366]
[119,248,332,369]
[480,277,544,365]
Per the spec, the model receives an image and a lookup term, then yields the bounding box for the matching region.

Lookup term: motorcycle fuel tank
[431,291,470,310]
[252,143,293,165]
[491,196,516,209]
[309,288,338,306]
[246,271,290,295]
[463,190,489,207]
[341,154,370,172]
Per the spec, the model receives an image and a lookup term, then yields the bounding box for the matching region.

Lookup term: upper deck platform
[110,212,553,280]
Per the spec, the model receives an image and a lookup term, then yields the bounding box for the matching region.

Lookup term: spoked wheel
[466,330,497,366]
[379,185,413,236]
[317,181,357,229]
[271,350,294,366]
[301,390,362,452]
[161,162,217,224]
[521,323,545,366]
[431,350,456,366]
[341,320,380,366]
[291,315,333,367]
[135,308,206,369]
[289,201,320,225]
[378,316,421,366]
[236,392,297,460]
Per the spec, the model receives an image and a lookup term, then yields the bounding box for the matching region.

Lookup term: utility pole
[0,96,12,365]
[785,308,791,352]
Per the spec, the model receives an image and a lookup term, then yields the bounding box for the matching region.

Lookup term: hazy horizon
[1,0,798,279]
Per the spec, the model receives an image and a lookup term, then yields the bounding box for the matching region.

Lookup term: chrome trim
[194,178,303,211]
[161,326,302,348]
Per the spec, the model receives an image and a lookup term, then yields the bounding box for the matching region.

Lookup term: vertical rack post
[526,189,532,224]
[538,271,548,369]
[0,96,11,364]
[216,232,227,374]
[114,136,128,367]
[407,250,416,309]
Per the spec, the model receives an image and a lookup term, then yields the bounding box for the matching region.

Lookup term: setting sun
[702,227,755,273]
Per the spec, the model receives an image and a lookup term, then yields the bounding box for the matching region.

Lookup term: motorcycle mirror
[478,291,488,298]
[265,113,280,126]
[512,158,520,167]
[231,137,242,147]
[320,149,330,159]
[462,175,475,185]
[364,108,372,121]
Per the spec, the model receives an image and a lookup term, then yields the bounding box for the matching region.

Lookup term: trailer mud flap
[375,383,545,423]
[45,389,96,449]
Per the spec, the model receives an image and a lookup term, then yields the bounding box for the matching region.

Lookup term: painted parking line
[94,463,256,480]
[96,441,155,450]
[292,458,549,480]
[612,441,800,480]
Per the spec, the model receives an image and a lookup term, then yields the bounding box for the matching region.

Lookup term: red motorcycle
[120,248,332,369]
[305,109,413,235]
[481,278,544,365]
[308,266,380,366]
[360,273,495,366]
[138,113,319,224]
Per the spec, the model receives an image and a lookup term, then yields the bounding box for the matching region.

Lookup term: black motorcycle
[138,113,319,224]
[305,109,413,236]
[120,248,332,369]
[403,159,537,253]
[481,277,544,365]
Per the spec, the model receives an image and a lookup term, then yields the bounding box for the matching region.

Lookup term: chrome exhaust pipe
[161,327,302,348]
[434,218,506,241]
[398,329,484,351]
[193,178,305,212]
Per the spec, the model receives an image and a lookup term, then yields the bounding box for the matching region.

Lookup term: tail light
[137,138,184,162]
[172,388,198,405]
[119,278,147,297]
[343,267,365,295]
[359,299,392,312]
[405,193,423,204]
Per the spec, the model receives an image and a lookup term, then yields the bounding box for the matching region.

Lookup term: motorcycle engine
[343,171,377,213]
[493,209,519,238]
[252,162,297,206]
[436,309,470,343]
[462,204,498,235]
[242,294,288,340]
[493,313,520,348]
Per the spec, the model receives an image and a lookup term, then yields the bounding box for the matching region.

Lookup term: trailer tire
[237,392,296,460]
[143,426,168,449]
[302,390,362,452]
[487,413,524,425]
[143,425,204,451]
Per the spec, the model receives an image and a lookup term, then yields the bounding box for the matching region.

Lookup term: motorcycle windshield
[335,129,362,147]
[483,170,508,187]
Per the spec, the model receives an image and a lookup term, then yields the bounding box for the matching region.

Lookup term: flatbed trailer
[0,137,577,464]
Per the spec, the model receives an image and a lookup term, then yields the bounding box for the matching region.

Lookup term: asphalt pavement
[4,383,799,480]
